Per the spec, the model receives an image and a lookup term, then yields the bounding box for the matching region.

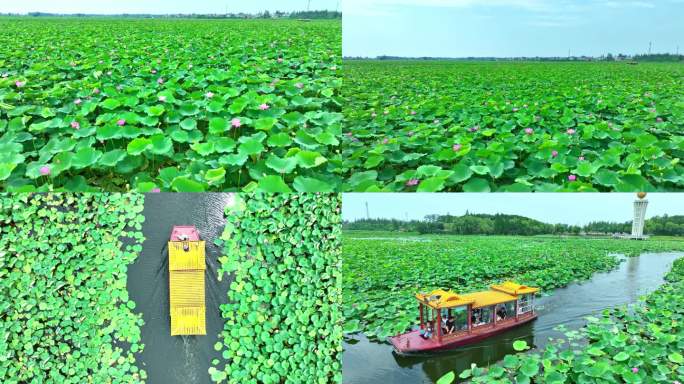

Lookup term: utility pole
[648,41,652,55]
[307,0,311,11]
[365,202,369,220]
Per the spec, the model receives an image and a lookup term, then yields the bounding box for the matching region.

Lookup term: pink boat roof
[170,225,200,241]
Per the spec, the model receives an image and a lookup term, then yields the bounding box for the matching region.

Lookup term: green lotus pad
[0,193,146,383]
[340,61,684,192]
[211,194,342,383]
[0,18,341,192]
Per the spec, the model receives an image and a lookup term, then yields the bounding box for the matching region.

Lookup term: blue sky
[343,0,684,57]
[2,0,340,14]
[342,194,684,225]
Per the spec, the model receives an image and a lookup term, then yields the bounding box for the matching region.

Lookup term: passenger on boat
[445,316,455,334]
[420,324,433,339]
[496,307,507,321]
[471,309,481,325]
[177,234,190,251]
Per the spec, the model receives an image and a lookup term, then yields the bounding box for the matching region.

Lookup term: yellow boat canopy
[490,281,539,296]
[169,240,206,336]
[415,289,475,309]
[416,282,539,310]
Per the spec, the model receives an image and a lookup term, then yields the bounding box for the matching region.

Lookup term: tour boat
[389,282,539,355]
[168,225,206,336]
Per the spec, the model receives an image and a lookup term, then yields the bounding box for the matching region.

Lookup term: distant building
[631,193,649,240]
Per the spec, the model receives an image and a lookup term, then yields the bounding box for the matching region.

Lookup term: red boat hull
[170,225,200,241]
[389,312,537,355]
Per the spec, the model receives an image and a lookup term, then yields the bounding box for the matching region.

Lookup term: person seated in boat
[177,234,190,251]
[471,309,481,325]
[444,316,455,334]
[420,324,433,339]
[496,306,507,321]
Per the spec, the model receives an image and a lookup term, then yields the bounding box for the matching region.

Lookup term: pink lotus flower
[188,64,193,69]
[117,119,126,126]
[277,58,284,63]
[371,112,377,118]
[205,91,214,98]
[259,103,270,110]
[453,144,462,152]
[552,150,559,158]
[406,178,420,187]
[74,98,82,105]
[382,138,389,144]
[330,66,337,70]
[631,367,638,374]
[93,88,101,95]
[579,156,585,161]
[410,110,416,115]
[157,78,164,84]
[567,128,576,135]
[524,128,533,135]
[151,69,157,74]
[656,117,663,123]
[107,71,112,76]
[568,175,577,181]
[71,121,80,130]
[407,131,414,137]
[151,188,161,193]
[434,119,440,124]
[15,81,25,88]
[295,82,304,89]
[231,118,241,128]
[470,125,480,132]
[597,99,603,104]
[512,107,519,112]
[116,85,123,91]
[39,165,51,176]
[158,95,167,102]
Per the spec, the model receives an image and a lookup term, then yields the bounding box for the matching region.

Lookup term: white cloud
[343,0,549,16]
[344,0,663,16]
[603,1,656,8]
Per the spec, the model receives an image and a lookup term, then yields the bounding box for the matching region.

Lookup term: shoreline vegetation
[0,10,342,19]
[343,213,684,237]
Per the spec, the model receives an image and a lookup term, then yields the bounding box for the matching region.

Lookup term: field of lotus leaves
[0,18,341,192]
[341,61,684,192]
[342,232,684,340]
[0,193,146,383]
[448,255,684,383]
[212,193,342,383]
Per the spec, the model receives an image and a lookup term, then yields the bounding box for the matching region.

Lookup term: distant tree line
[344,53,683,63]
[1,10,341,19]
[586,215,684,236]
[343,213,684,236]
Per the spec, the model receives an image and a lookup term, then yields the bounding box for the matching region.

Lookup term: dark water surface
[127,193,232,384]
[342,252,683,384]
